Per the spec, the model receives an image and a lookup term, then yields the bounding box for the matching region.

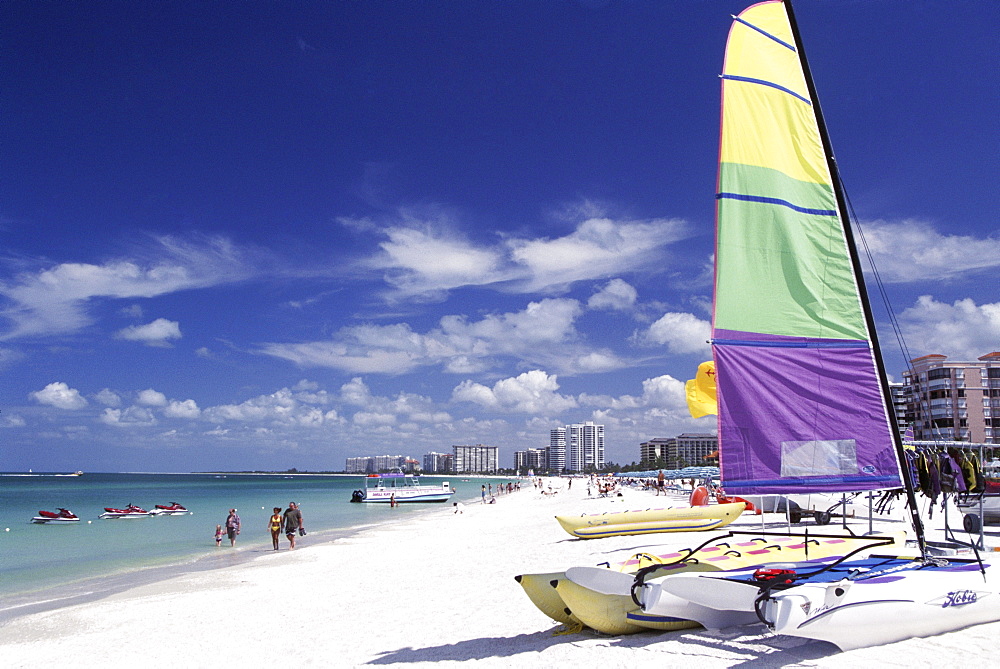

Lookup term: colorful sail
[712,1,903,494]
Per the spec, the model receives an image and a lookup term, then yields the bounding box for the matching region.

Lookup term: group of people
[215,502,304,550]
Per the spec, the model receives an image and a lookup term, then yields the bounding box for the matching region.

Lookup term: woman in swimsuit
[268,507,282,551]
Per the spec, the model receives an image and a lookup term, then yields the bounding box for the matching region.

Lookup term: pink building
[904,352,1000,443]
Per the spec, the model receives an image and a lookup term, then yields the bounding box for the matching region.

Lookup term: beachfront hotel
[345,455,418,473]
[452,444,499,474]
[514,447,547,474]
[423,451,453,474]
[640,433,718,468]
[543,422,605,473]
[903,352,1000,443]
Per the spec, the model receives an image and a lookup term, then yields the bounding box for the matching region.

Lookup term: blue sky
[1,1,996,473]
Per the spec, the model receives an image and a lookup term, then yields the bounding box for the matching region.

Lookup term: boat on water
[150,502,191,516]
[554,502,746,539]
[31,508,80,524]
[349,471,455,503]
[99,504,153,519]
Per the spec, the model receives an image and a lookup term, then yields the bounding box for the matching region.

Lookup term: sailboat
[631,0,1000,650]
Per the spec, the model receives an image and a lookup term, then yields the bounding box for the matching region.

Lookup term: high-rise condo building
[565,421,604,472]
[548,427,566,474]
[452,444,499,474]
[904,352,1000,443]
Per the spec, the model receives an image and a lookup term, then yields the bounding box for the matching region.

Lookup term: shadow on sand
[367,623,841,667]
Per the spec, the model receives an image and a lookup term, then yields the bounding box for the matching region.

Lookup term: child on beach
[214,524,223,547]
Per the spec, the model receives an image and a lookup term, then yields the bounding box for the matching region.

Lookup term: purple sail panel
[713,333,902,495]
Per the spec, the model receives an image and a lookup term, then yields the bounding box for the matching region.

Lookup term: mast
[782,0,926,554]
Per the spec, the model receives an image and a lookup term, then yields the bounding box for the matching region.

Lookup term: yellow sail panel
[720,81,830,185]
[720,1,829,186]
[724,3,806,99]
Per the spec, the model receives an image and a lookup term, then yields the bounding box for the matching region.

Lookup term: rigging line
[837,166,947,445]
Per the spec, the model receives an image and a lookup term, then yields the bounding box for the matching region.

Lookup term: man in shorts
[225,508,241,546]
[282,502,303,550]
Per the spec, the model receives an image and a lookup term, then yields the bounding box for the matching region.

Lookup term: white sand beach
[2,479,999,668]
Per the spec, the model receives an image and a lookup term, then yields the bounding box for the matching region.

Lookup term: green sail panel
[714,1,866,341]
[715,164,866,340]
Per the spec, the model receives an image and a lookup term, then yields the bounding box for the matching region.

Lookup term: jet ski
[150,502,190,515]
[99,504,152,519]
[31,508,80,523]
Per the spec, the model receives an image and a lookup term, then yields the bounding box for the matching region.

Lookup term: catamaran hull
[765,560,1000,651]
[514,572,582,627]
[536,534,899,635]
[555,502,746,539]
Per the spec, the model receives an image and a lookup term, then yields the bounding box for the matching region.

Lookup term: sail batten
[719,75,811,104]
[712,0,904,496]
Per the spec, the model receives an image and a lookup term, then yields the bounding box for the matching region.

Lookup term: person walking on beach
[481,484,486,504]
[656,470,665,496]
[268,507,283,551]
[283,502,303,550]
[225,508,241,547]
[214,524,224,547]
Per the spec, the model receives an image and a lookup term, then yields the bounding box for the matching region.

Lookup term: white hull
[765,558,1000,651]
[360,489,454,503]
[354,473,455,503]
[150,509,192,515]
[99,512,152,519]
[31,516,80,524]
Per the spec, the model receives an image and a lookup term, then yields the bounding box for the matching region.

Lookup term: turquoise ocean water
[0,472,497,616]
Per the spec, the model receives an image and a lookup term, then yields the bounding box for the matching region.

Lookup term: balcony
[928,379,952,391]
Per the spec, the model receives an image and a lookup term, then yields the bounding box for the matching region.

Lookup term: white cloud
[899,296,1000,360]
[859,220,1000,283]
[1,413,26,427]
[644,312,711,354]
[164,399,201,419]
[637,374,689,410]
[507,217,686,292]
[451,370,578,414]
[588,279,638,311]
[361,212,686,300]
[258,298,589,375]
[30,382,88,410]
[572,351,625,373]
[580,374,688,413]
[116,318,182,347]
[0,235,254,340]
[94,388,122,407]
[202,387,342,427]
[99,406,157,427]
[136,389,168,406]
[352,411,396,426]
[372,223,505,298]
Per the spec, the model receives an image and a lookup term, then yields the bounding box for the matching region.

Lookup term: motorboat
[31,508,80,523]
[99,504,153,519]
[350,471,455,503]
[150,502,191,515]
